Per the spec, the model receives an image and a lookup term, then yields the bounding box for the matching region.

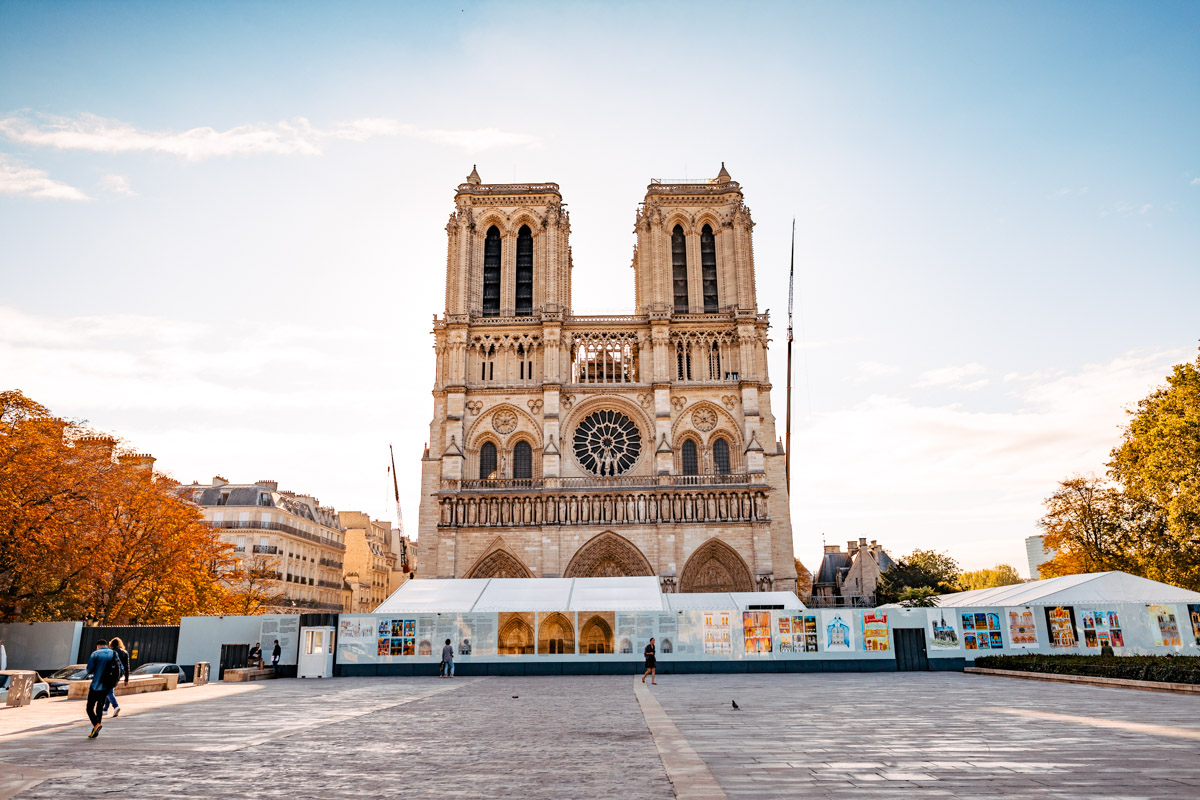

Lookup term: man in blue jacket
[85,639,123,739]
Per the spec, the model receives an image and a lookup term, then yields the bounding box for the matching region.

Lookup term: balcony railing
[317,579,342,589]
[233,546,246,552]
[319,558,343,569]
[209,519,345,551]
[252,545,279,554]
[284,596,344,612]
[454,473,760,492]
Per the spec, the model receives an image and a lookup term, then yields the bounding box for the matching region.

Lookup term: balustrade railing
[452,473,759,492]
[209,519,345,551]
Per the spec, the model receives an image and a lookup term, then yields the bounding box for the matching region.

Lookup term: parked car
[130,663,188,682]
[45,664,90,697]
[0,670,50,702]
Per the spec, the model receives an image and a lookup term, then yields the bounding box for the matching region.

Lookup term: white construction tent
[933,571,1200,608]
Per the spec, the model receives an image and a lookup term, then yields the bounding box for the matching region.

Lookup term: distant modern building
[182,477,347,613]
[1026,534,1054,580]
[811,538,894,606]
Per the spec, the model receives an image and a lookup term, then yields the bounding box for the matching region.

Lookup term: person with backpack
[101,637,131,718]
[85,639,124,739]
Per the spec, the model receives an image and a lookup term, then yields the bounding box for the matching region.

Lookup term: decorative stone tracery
[464,547,534,579]
[564,531,653,579]
[679,538,754,593]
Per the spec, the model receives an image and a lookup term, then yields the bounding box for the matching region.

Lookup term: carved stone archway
[564,531,653,579]
[464,544,534,579]
[679,538,754,593]
[498,617,534,654]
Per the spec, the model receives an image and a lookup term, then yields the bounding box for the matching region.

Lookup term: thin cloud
[1191,177,1200,186]
[0,153,89,200]
[848,360,901,382]
[0,112,542,161]
[914,362,987,389]
[100,173,136,196]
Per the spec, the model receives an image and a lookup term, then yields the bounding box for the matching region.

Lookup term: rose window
[573,410,641,476]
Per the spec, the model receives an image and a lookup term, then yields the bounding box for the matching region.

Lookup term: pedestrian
[101,637,131,718]
[441,638,454,678]
[642,637,657,685]
[85,639,123,739]
[249,642,263,669]
[271,639,281,677]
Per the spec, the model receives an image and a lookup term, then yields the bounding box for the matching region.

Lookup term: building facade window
[479,441,498,479]
[681,439,699,475]
[483,226,501,316]
[671,225,688,313]
[701,224,718,312]
[713,438,731,474]
[513,440,532,479]
[515,224,533,316]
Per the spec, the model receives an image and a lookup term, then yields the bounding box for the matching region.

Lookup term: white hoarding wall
[178,614,301,669]
[0,621,82,672]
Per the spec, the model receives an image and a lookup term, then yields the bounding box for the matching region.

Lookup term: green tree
[959,564,1024,591]
[876,548,961,604]
[1107,350,1200,589]
[896,586,940,607]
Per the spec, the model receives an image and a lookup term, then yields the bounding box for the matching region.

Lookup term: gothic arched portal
[563,531,653,579]
[679,538,754,593]
[538,612,575,654]
[464,547,534,579]
[498,617,534,654]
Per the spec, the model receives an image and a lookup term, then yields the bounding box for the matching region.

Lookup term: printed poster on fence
[742,611,772,654]
[777,614,819,653]
[702,611,732,655]
[1079,609,1124,649]
[1044,606,1078,648]
[1148,604,1182,647]
[961,611,1004,650]
[1189,604,1200,646]
[927,609,959,649]
[377,618,417,657]
[861,610,890,652]
[1006,609,1038,648]
[339,616,376,642]
[821,610,856,652]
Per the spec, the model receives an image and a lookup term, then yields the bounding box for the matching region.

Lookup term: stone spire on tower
[466,165,481,185]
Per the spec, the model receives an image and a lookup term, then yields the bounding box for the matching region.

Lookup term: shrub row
[973,654,1200,684]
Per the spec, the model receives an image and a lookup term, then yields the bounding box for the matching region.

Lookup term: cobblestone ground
[3,673,1199,799]
[0,677,672,800]
[649,672,1200,800]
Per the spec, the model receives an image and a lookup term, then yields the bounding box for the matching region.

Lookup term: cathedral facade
[416,164,798,593]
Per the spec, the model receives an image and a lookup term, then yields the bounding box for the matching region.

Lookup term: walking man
[85,639,123,739]
[271,640,281,677]
[441,638,454,678]
[101,637,131,717]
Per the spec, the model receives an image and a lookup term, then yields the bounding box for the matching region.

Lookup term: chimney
[258,480,278,491]
[859,537,867,548]
[118,453,156,474]
[846,540,858,554]
[213,475,228,487]
[823,544,842,554]
[76,435,117,460]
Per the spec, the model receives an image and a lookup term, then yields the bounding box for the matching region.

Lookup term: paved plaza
[1,672,1197,799]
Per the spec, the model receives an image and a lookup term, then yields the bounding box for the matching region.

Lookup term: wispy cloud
[914,362,988,390]
[0,153,89,200]
[848,360,901,382]
[1050,186,1088,198]
[100,173,135,196]
[1191,177,1200,186]
[0,112,542,160]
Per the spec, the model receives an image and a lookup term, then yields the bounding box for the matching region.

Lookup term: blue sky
[2,1,1197,574]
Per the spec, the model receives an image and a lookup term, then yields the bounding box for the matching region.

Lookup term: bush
[973,654,1200,685]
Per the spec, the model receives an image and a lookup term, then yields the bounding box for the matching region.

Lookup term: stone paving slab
[646,672,1200,800]
[0,676,672,800]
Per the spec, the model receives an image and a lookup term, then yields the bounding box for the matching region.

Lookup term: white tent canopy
[375,578,807,615]
[933,571,1200,608]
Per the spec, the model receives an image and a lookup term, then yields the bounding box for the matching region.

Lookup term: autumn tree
[959,564,1023,591]
[794,558,814,596]
[876,548,961,604]
[223,555,289,616]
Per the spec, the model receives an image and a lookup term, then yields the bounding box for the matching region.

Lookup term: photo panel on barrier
[861,610,891,652]
[497,612,536,655]
[1077,607,1125,650]
[537,611,575,654]
[702,610,734,656]
[1147,604,1183,647]
[961,609,1006,651]
[1189,604,1200,646]
[776,611,820,654]
[577,611,615,654]
[338,615,378,663]
[820,609,857,653]
[1044,606,1079,649]
[926,608,960,651]
[1006,608,1039,649]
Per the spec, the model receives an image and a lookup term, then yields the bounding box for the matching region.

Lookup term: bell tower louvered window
[681,439,699,475]
[671,225,688,313]
[513,440,532,479]
[480,441,498,479]
[483,226,501,317]
[701,224,718,313]
[515,225,533,316]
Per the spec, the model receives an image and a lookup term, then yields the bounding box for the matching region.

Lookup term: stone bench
[66,674,173,700]
[223,667,276,682]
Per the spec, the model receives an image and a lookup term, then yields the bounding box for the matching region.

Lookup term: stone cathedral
[417,164,798,593]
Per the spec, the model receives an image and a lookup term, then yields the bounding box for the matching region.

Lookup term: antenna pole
[390,443,409,571]
[785,218,795,495]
